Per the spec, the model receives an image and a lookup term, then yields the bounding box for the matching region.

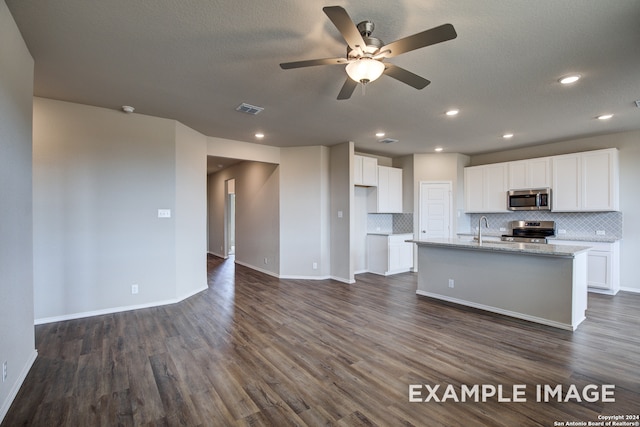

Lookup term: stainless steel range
[501,220,556,244]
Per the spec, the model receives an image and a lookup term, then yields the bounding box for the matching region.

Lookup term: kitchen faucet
[477,216,489,244]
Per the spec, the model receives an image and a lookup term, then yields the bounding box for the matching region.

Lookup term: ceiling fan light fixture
[346,58,385,84]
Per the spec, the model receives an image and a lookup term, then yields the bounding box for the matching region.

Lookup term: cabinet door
[484,164,508,211]
[552,154,581,211]
[464,167,485,212]
[377,166,390,212]
[582,150,618,211]
[508,161,528,190]
[361,156,378,186]
[587,250,611,290]
[528,157,551,188]
[354,155,363,185]
[387,167,403,213]
[388,240,413,272]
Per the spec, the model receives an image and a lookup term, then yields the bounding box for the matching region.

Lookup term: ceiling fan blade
[381,23,457,58]
[384,64,430,89]
[280,57,347,69]
[323,6,367,52]
[337,77,358,100]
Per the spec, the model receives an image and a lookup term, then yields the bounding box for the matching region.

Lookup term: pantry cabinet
[354,155,378,186]
[464,163,508,212]
[368,166,403,213]
[552,149,619,212]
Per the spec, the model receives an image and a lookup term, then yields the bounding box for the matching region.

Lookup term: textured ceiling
[6,0,640,157]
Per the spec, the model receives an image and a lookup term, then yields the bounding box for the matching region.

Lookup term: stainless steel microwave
[507,188,551,211]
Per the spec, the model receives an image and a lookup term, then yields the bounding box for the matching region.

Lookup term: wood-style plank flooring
[3,255,640,426]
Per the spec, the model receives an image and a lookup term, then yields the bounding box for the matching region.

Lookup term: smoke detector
[121,105,135,113]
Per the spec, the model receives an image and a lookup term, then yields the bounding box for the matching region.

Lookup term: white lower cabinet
[367,233,414,276]
[551,239,620,294]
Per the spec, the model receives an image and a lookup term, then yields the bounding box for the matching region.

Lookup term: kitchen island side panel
[416,245,586,329]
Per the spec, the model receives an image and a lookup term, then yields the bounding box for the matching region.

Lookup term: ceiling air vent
[236,103,264,115]
[378,138,399,144]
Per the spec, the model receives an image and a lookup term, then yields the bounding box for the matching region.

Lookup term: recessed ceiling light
[434,147,444,152]
[446,109,459,116]
[255,132,265,138]
[503,133,514,139]
[597,114,613,120]
[375,132,385,137]
[559,74,581,85]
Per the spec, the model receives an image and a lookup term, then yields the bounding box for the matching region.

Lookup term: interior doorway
[419,181,452,240]
[225,178,236,256]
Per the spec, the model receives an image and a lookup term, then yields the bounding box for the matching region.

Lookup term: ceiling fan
[279,6,457,100]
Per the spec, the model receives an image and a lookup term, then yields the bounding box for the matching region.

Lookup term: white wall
[175,123,208,298]
[330,142,354,283]
[0,2,36,421]
[279,146,331,278]
[470,130,640,292]
[411,153,471,236]
[32,98,208,322]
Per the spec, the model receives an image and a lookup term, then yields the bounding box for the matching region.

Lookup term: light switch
[158,209,171,218]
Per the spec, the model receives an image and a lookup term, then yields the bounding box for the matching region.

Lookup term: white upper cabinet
[582,149,619,211]
[465,149,618,213]
[508,157,551,190]
[368,166,403,213]
[464,163,508,212]
[354,155,378,186]
[552,148,619,212]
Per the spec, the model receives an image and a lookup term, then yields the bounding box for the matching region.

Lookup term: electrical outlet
[596,230,606,236]
[264,257,268,265]
[157,209,171,218]
[448,279,455,288]
[312,262,318,270]
[558,229,567,234]
[2,361,7,382]
[131,284,139,294]
[499,227,506,232]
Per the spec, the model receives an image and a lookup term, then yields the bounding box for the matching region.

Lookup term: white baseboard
[620,286,640,294]
[207,251,227,259]
[279,274,332,280]
[233,260,280,278]
[0,349,37,424]
[34,284,208,325]
[415,289,578,331]
[330,275,356,284]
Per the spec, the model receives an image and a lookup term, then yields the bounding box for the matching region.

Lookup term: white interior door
[419,182,452,239]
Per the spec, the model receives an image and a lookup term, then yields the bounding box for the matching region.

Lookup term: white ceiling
[6,0,640,158]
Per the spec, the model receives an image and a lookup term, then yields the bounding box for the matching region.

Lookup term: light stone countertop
[457,232,619,243]
[408,238,592,258]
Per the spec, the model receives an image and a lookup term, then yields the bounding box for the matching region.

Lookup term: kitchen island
[409,238,591,330]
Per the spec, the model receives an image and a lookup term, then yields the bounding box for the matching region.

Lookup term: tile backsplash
[368,213,413,234]
[469,211,623,240]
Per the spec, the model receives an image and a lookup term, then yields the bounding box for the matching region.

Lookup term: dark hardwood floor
[3,255,639,426]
